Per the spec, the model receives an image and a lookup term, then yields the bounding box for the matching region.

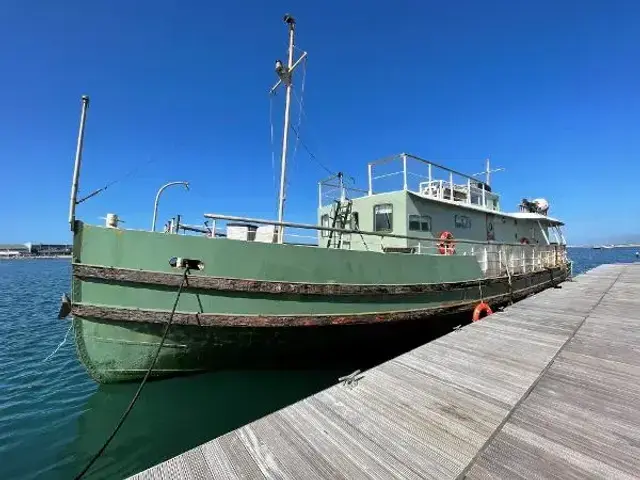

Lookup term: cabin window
[350,212,360,230]
[373,204,393,232]
[320,214,329,237]
[455,215,472,229]
[408,214,431,232]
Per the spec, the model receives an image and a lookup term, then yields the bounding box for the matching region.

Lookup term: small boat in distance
[60,14,570,383]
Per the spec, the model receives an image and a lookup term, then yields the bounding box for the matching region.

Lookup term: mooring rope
[74,267,190,480]
[43,323,73,362]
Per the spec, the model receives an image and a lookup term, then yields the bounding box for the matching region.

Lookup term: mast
[68,95,90,231]
[271,14,307,244]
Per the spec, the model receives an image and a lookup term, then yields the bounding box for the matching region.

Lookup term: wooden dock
[131,263,640,479]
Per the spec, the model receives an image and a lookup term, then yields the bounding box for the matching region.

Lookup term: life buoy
[520,237,530,245]
[472,301,493,322]
[438,231,456,255]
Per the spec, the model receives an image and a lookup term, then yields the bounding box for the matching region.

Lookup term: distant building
[28,243,73,255]
[0,243,72,257]
[0,244,30,257]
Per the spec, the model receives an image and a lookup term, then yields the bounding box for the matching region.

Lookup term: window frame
[350,211,360,231]
[320,214,330,237]
[408,214,432,232]
[373,203,393,232]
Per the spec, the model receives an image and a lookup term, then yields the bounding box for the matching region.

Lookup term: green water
[0,259,462,479]
[0,260,350,479]
[2,250,636,478]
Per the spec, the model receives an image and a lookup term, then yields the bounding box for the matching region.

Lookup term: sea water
[0,249,637,479]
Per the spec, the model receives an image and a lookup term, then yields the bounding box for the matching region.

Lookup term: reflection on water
[61,369,344,479]
[61,314,466,479]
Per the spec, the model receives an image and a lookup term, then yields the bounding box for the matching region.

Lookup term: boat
[60,14,570,383]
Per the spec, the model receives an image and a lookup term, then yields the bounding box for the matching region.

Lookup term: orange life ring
[438,231,456,255]
[520,237,530,245]
[472,301,493,321]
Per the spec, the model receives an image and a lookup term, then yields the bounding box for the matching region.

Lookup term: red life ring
[438,231,456,255]
[472,301,493,321]
[520,237,530,245]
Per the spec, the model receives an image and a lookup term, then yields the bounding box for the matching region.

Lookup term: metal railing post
[402,154,408,191]
[449,172,454,201]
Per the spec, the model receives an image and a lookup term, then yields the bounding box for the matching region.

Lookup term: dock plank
[131,263,640,479]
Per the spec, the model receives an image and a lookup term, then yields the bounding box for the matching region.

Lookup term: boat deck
[131,263,640,479]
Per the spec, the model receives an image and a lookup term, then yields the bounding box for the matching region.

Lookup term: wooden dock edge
[130,263,640,479]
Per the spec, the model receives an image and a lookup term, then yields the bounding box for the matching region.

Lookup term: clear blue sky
[1,1,638,244]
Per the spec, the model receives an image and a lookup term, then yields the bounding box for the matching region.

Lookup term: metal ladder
[326,200,352,249]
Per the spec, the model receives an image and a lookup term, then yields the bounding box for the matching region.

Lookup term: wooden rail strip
[71,274,564,327]
[73,263,567,296]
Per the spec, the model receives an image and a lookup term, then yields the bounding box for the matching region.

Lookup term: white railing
[201,213,568,279]
[365,153,500,211]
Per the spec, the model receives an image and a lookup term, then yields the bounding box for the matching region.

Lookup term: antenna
[270,14,308,243]
[473,156,504,186]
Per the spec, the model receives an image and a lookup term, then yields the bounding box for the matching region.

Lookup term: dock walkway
[132,263,640,479]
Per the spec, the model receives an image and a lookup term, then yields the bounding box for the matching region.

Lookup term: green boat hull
[69,222,569,383]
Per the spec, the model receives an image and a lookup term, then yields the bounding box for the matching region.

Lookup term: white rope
[289,57,307,179]
[43,323,73,362]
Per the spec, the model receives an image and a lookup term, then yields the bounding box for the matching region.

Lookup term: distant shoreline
[568,245,640,249]
[0,255,72,260]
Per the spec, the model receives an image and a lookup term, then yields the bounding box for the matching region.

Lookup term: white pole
[367,163,373,196]
[68,95,90,230]
[486,157,491,186]
[449,172,454,201]
[402,154,408,190]
[276,15,296,244]
[152,181,189,231]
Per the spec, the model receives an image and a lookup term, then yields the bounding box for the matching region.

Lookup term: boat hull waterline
[69,223,569,383]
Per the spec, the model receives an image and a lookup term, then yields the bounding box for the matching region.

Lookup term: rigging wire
[288,56,307,184]
[76,157,157,204]
[269,94,278,216]
[73,268,190,480]
[289,124,333,176]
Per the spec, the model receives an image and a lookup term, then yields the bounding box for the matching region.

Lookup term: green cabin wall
[318,190,553,253]
[318,191,408,251]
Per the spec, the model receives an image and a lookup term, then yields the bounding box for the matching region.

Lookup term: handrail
[203,213,566,249]
[367,153,488,184]
[405,154,486,183]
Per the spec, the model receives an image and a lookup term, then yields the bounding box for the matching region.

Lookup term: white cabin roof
[404,191,564,226]
[508,212,564,226]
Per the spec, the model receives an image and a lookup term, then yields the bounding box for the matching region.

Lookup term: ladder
[326,200,352,249]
